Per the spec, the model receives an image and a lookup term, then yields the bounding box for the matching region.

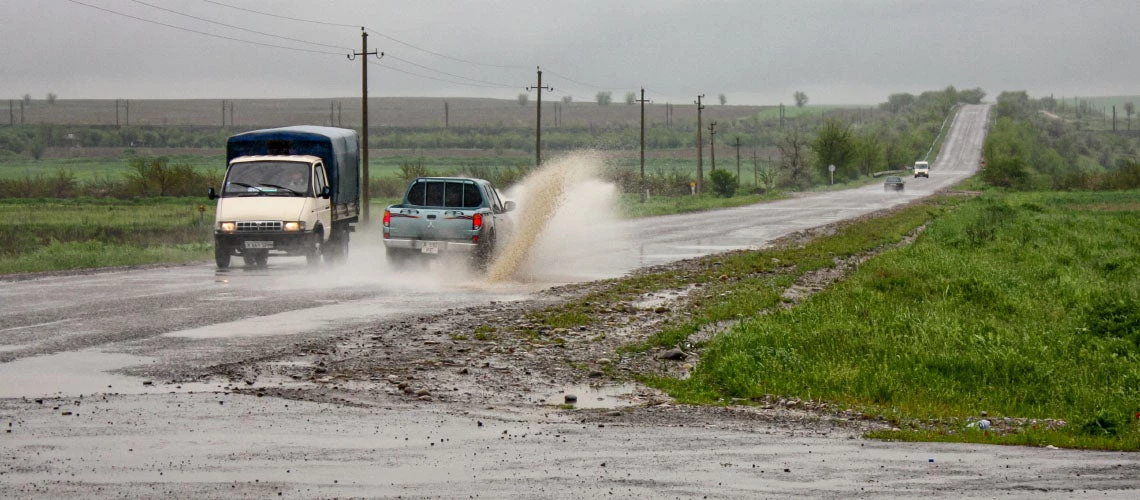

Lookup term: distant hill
[5,97,767,129]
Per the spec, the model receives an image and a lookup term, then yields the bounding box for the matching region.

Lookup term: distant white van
[913,161,930,178]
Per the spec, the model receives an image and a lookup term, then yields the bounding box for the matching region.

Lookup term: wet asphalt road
[7,104,1135,497]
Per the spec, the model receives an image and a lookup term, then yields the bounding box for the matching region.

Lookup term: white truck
[208,126,359,269]
[913,160,930,178]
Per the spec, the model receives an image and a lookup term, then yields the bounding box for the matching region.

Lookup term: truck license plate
[421,242,439,255]
[244,241,273,249]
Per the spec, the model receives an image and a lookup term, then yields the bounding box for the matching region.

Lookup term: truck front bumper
[215,231,318,255]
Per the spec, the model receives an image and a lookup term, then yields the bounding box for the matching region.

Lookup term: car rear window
[406,180,483,208]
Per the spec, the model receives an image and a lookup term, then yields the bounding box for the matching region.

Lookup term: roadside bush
[123,157,213,197]
[709,169,737,197]
[372,176,406,198]
[397,159,433,182]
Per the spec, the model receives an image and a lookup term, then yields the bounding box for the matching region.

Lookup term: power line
[542,69,629,92]
[64,0,343,55]
[130,0,353,52]
[384,54,515,88]
[369,60,509,89]
[200,0,358,28]
[202,0,527,71]
[363,29,529,71]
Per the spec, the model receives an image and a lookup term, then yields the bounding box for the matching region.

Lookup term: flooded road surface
[7,105,1134,497]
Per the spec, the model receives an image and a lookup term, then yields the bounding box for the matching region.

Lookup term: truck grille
[237,221,282,232]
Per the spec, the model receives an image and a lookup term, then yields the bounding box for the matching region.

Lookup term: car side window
[486,184,504,213]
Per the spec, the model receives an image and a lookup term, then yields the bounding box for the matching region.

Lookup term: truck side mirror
[504,200,516,212]
[207,187,217,200]
[320,186,331,199]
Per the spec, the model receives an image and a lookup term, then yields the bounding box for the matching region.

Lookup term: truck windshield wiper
[228,182,266,196]
[259,184,304,196]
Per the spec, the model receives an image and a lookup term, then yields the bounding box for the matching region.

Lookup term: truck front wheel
[214,243,231,269]
[306,231,323,266]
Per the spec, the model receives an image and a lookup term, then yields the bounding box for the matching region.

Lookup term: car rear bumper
[383,238,477,254]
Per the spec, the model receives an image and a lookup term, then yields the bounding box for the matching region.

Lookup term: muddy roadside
[201,205,926,434]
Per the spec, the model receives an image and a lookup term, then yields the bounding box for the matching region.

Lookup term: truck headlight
[218,221,236,232]
[283,221,304,232]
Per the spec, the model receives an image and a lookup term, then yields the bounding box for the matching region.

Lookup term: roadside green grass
[655,190,1140,450]
[0,197,213,274]
[0,155,222,181]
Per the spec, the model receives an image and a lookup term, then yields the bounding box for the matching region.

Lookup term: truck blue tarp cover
[226,126,359,206]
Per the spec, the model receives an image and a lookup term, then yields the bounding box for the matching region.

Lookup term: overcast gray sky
[4,0,1137,105]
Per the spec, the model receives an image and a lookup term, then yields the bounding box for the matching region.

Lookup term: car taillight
[383,209,391,227]
[472,212,483,230]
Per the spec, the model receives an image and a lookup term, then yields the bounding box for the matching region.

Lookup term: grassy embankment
[527,190,1140,450]
[0,197,215,274]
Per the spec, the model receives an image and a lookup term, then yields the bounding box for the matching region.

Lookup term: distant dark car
[883,176,905,191]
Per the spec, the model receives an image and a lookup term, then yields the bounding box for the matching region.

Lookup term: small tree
[625,92,636,105]
[561,95,573,104]
[754,158,778,192]
[718,93,727,105]
[46,92,57,104]
[22,93,32,104]
[1125,102,1135,130]
[793,91,808,107]
[709,169,737,197]
[596,91,612,106]
[517,93,529,106]
[778,128,813,189]
[814,119,855,180]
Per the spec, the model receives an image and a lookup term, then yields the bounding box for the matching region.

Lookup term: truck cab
[913,160,930,178]
[208,126,359,269]
[210,155,332,268]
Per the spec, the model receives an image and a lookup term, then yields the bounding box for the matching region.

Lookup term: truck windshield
[405,180,482,208]
[223,161,311,197]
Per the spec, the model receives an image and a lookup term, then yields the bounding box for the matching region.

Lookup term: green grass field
[0,197,215,274]
[652,190,1140,450]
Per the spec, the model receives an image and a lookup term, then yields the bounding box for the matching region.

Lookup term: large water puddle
[543,382,643,409]
[0,349,220,399]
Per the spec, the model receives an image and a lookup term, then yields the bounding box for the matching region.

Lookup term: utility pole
[8,100,12,126]
[1112,105,1116,132]
[527,66,552,167]
[734,136,741,181]
[115,99,130,127]
[637,87,651,181]
[228,100,234,127]
[708,121,717,172]
[695,94,705,194]
[779,103,785,128]
[348,28,382,224]
[752,149,759,186]
[224,100,229,127]
[444,101,449,129]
